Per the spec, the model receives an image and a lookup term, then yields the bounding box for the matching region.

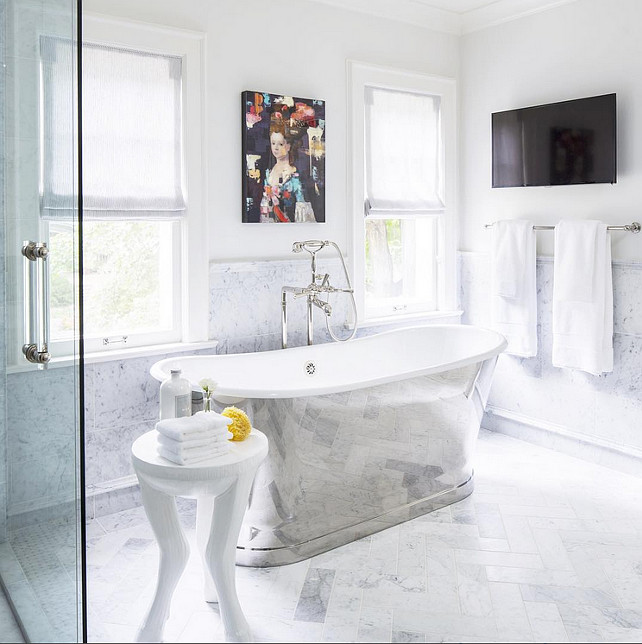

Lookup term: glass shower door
[1,0,85,642]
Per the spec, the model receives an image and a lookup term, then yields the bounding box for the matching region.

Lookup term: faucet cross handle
[315,273,330,288]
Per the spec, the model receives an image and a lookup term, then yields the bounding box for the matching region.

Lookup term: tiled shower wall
[460,251,642,474]
[2,0,80,528]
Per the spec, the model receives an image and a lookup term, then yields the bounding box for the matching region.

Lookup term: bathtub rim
[150,324,507,400]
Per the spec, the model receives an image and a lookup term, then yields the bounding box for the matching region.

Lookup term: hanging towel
[552,220,613,375]
[490,220,537,357]
[155,411,232,442]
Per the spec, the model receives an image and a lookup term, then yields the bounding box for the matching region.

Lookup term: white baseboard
[484,405,642,479]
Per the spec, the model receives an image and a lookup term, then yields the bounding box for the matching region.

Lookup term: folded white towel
[552,220,613,375]
[157,444,228,466]
[156,412,232,442]
[490,219,537,357]
[157,432,232,456]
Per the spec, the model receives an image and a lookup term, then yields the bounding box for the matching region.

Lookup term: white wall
[460,0,642,262]
[460,0,642,472]
[84,0,460,262]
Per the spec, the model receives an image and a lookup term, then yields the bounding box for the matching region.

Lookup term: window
[41,16,207,357]
[348,62,458,322]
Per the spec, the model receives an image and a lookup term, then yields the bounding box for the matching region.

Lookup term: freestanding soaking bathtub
[151,324,506,566]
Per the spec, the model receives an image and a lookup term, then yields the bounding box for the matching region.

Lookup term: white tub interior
[151,324,506,399]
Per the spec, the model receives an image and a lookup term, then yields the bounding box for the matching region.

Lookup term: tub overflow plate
[304,361,316,376]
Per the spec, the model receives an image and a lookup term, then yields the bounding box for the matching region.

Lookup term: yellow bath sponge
[221,406,252,441]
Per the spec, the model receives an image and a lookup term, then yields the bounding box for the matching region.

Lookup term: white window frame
[347,60,458,323]
[55,14,208,355]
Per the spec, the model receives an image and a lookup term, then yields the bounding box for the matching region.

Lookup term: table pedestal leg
[202,471,256,643]
[196,495,218,603]
[135,478,190,644]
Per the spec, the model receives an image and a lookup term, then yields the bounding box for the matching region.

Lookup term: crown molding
[302,0,579,36]
[302,0,461,34]
[461,0,579,34]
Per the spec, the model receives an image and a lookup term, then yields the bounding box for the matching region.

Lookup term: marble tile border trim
[483,406,642,479]
[7,499,79,531]
[85,475,140,520]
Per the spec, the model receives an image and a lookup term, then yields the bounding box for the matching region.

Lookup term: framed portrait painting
[242,91,325,223]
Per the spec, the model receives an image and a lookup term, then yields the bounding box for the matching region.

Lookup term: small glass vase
[204,393,212,412]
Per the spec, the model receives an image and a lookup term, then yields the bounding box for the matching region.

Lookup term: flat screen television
[491,93,616,188]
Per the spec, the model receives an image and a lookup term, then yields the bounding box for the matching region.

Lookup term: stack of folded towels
[155,411,233,465]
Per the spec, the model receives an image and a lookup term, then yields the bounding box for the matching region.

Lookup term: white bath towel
[490,219,537,357]
[155,411,232,442]
[157,431,232,453]
[157,443,229,466]
[552,220,613,375]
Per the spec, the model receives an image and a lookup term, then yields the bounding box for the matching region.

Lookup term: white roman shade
[41,37,186,219]
[364,86,443,216]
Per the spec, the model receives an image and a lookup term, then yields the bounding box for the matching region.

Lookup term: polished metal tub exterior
[152,325,506,567]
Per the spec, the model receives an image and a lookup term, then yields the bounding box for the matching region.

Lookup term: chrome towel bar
[484,221,641,233]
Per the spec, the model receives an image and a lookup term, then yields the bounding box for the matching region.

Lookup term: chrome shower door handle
[22,241,51,366]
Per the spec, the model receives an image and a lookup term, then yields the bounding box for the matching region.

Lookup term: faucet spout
[282,285,306,296]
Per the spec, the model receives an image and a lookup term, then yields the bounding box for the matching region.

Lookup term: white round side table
[131,429,268,643]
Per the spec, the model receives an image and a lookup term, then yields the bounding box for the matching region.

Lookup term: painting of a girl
[242,91,325,223]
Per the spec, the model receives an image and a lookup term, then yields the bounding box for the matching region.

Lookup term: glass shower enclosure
[1,0,85,641]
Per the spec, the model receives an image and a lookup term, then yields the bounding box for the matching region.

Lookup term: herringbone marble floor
[86,430,642,643]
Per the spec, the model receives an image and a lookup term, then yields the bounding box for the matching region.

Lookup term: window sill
[359,310,463,330]
[6,340,219,374]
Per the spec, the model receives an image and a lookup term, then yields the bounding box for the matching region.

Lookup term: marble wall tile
[85,420,156,487]
[460,252,642,465]
[613,263,642,336]
[83,347,215,490]
[598,333,642,401]
[7,367,77,440]
[92,359,160,431]
[5,367,78,516]
[210,257,353,351]
[83,363,96,432]
[9,452,76,513]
